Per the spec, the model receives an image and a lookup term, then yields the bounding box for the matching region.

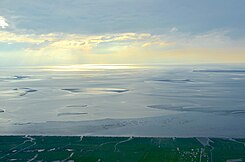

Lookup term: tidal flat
[0,64,245,137]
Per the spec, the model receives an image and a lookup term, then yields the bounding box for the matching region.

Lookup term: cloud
[1,29,244,52]
[170,27,178,32]
[1,29,245,66]
[1,0,245,38]
[0,16,8,29]
[160,29,245,50]
[0,31,56,43]
[0,31,170,52]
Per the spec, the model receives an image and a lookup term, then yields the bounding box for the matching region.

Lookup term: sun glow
[40,64,149,71]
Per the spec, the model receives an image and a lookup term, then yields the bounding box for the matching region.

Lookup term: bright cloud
[0,16,8,29]
[0,31,170,51]
[0,31,56,44]
[0,29,245,66]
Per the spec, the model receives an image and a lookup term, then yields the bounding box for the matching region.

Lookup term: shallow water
[0,64,245,137]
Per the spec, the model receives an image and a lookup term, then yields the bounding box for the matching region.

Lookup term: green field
[0,136,244,162]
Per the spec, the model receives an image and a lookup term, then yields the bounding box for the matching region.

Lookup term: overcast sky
[0,0,245,65]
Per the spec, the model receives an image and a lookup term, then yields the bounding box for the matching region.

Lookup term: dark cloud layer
[0,0,244,37]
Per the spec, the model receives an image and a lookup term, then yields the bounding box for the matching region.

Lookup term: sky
[0,0,245,66]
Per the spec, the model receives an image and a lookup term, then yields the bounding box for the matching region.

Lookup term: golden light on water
[41,64,151,71]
